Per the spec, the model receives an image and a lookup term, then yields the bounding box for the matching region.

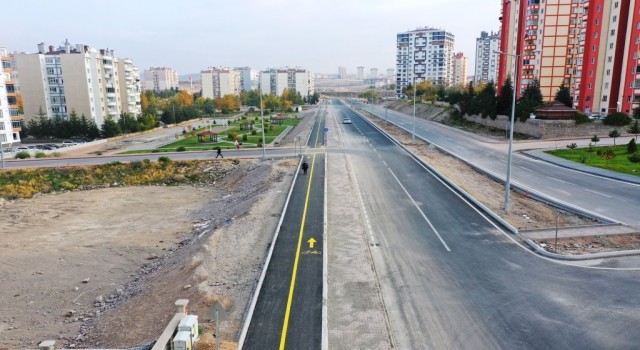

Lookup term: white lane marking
[519,166,531,172]
[556,189,571,196]
[382,161,388,167]
[547,176,569,184]
[388,169,452,252]
[584,188,612,198]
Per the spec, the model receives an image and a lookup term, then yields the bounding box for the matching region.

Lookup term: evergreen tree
[460,81,478,115]
[68,110,82,137]
[627,119,640,141]
[476,81,497,119]
[101,117,122,138]
[79,114,90,136]
[496,77,514,116]
[87,119,101,139]
[517,78,544,121]
[554,83,573,107]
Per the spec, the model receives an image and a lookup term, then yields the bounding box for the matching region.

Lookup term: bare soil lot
[0,159,296,349]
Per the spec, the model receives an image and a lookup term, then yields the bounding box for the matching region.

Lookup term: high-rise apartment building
[357,66,365,80]
[396,27,455,96]
[338,66,347,79]
[142,67,179,92]
[452,52,469,87]
[117,59,142,116]
[474,31,501,85]
[15,41,140,126]
[370,68,379,78]
[234,67,258,92]
[499,0,640,115]
[386,68,395,79]
[201,68,241,99]
[1,47,21,143]
[259,68,314,97]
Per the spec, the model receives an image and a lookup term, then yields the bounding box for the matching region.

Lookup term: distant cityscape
[2,0,639,147]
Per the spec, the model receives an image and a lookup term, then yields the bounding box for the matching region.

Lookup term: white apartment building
[15,41,140,126]
[396,27,455,96]
[234,67,258,92]
[338,66,347,79]
[259,68,314,97]
[357,66,365,80]
[117,59,142,116]
[201,68,241,99]
[452,52,468,87]
[142,67,178,92]
[474,31,500,85]
[0,66,18,145]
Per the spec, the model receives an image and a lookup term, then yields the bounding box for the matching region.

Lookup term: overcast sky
[5,0,501,77]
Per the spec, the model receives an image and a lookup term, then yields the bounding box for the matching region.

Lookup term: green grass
[545,145,640,176]
[133,117,301,153]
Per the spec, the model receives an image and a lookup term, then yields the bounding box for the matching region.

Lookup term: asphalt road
[353,101,640,229]
[243,113,326,349]
[332,100,640,349]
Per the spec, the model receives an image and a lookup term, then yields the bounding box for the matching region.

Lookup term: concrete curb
[237,155,303,348]
[524,239,640,260]
[350,108,520,234]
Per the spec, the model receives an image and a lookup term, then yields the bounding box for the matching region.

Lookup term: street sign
[207,301,228,321]
[324,127,329,132]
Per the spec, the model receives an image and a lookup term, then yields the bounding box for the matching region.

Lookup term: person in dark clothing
[216,147,223,158]
[301,160,309,175]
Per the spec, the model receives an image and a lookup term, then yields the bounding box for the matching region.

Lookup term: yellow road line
[279,152,317,349]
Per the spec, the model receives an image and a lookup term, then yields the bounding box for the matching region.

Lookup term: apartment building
[142,67,179,92]
[474,31,501,85]
[338,66,347,79]
[396,27,456,96]
[452,52,469,87]
[357,66,365,80]
[234,67,258,92]
[201,68,241,99]
[15,41,140,126]
[1,47,21,143]
[259,68,314,97]
[499,0,640,115]
[117,59,142,116]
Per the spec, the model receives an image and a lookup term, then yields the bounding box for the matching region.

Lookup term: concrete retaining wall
[463,114,618,139]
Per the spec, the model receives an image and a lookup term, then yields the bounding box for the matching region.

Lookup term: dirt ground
[535,235,640,255]
[0,159,297,349]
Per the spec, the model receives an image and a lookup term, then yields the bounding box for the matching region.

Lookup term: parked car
[61,140,77,146]
[15,146,29,152]
[343,118,353,124]
[587,114,602,120]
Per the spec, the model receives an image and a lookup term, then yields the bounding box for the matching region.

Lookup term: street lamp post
[0,137,5,169]
[259,86,266,160]
[412,76,417,140]
[495,49,539,211]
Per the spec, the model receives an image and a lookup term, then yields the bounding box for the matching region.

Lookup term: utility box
[178,315,199,341]
[172,331,192,350]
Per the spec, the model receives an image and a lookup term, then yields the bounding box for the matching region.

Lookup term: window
[611,29,616,36]
[602,95,608,102]
[613,16,617,23]
[607,69,611,75]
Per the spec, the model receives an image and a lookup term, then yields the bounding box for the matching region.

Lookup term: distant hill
[179,73,200,81]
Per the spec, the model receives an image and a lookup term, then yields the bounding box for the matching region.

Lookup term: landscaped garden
[122,114,301,154]
[545,137,640,176]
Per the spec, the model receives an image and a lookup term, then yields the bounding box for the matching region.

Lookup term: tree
[68,110,82,137]
[627,119,640,141]
[240,90,261,108]
[628,138,637,154]
[16,93,24,114]
[600,149,616,168]
[360,89,379,103]
[496,77,514,116]
[175,90,193,107]
[591,134,600,146]
[460,81,478,116]
[554,83,573,107]
[101,117,122,138]
[634,106,640,119]
[566,143,578,154]
[476,81,497,119]
[517,78,544,121]
[608,129,621,146]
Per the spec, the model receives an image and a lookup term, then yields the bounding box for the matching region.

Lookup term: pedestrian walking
[301,160,309,175]
[235,140,241,150]
[216,147,223,158]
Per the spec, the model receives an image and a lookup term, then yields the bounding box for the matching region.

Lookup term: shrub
[110,161,122,165]
[177,146,186,152]
[579,155,587,163]
[628,153,640,163]
[15,151,30,159]
[242,134,248,142]
[251,129,257,135]
[96,151,103,156]
[573,112,591,124]
[152,149,160,153]
[232,159,240,165]
[257,141,263,148]
[158,156,172,164]
[143,159,151,164]
[628,138,637,154]
[35,152,47,158]
[51,152,62,158]
[603,112,632,126]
